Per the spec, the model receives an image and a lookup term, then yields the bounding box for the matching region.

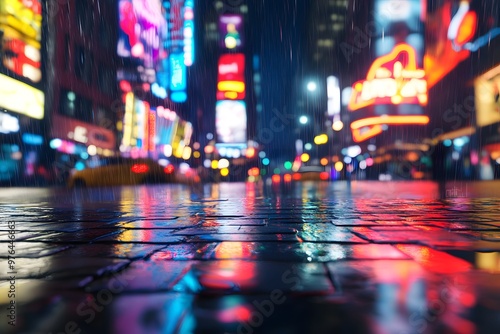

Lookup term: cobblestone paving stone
[0,182,500,333]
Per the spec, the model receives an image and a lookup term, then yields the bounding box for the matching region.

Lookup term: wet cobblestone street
[1,181,500,334]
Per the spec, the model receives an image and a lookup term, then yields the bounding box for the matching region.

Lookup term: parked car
[67,158,176,188]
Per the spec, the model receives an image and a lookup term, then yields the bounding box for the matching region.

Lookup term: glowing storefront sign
[0,73,44,119]
[348,44,428,111]
[217,54,245,100]
[69,126,89,144]
[147,110,156,152]
[0,0,42,83]
[52,114,116,150]
[350,115,430,143]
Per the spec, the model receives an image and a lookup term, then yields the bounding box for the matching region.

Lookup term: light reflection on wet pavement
[1,181,500,333]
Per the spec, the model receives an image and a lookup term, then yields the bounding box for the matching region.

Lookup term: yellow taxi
[292,166,330,181]
[67,158,176,188]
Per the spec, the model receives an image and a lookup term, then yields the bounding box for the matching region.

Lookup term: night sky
[254,0,307,158]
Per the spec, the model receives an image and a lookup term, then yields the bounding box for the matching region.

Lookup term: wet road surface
[1,181,500,334]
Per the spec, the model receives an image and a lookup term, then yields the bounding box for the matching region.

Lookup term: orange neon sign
[348,44,428,111]
[351,115,430,130]
[350,115,430,143]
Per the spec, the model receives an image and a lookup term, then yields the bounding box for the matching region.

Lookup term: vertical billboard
[347,0,428,142]
[217,53,245,100]
[219,14,244,50]
[183,0,195,66]
[166,0,185,53]
[169,53,187,102]
[117,0,168,69]
[216,100,247,144]
[120,93,152,155]
[155,106,178,148]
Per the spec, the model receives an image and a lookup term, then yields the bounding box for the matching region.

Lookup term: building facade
[46,0,119,182]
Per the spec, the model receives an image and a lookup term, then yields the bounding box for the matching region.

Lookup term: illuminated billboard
[219,14,244,50]
[348,44,427,112]
[166,0,185,53]
[117,0,168,68]
[348,44,429,142]
[216,100,247,144]
[424,0,483,88]
[0,73,44,119]
[217,54,245,100]
[0,0,42,83]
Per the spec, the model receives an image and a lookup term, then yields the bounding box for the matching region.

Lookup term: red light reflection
[131,163,149,174]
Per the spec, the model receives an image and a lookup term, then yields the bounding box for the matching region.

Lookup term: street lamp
[306,81,317,92]
[299,115,308,125]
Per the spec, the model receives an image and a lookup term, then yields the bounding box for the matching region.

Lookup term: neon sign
[219,15,244,50]
[0,73,44,119]
[348,44,427,111]
[183,0,195,66]
[217,54,245,100]
[169,53,187,102]
[350,115,430,143]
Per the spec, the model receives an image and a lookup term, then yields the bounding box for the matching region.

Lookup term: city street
[1,181,500,334]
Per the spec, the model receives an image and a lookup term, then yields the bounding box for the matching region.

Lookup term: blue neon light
[22,133,43,145]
